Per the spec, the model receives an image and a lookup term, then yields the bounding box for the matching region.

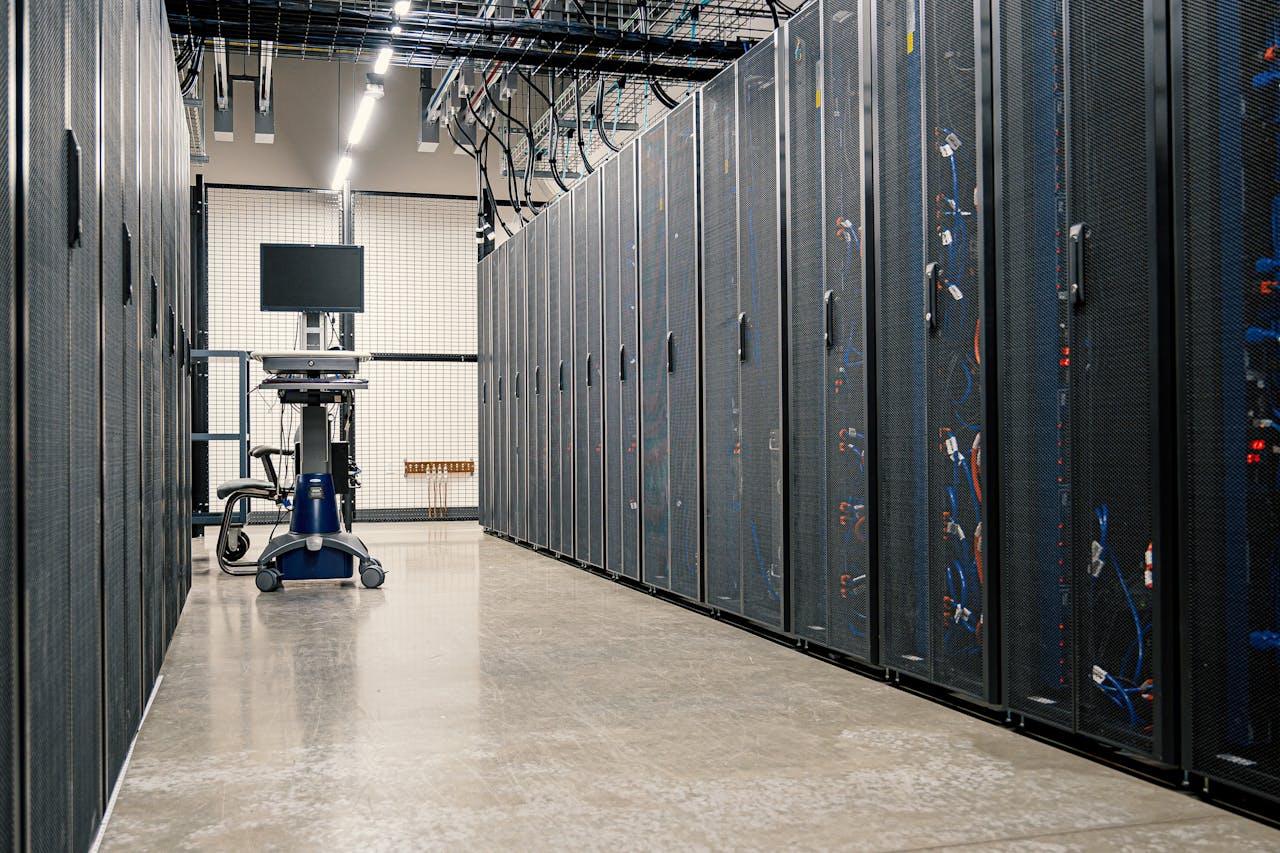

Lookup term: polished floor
[100,522,1279,851]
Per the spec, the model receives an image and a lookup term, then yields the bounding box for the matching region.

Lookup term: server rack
[703,35,786,629]
[786,0,875,660]
[530,216,550,549]
[514,231,530,542]
[478,254,490,528]
[996,0,1173,757]
[872,0,995,700]
[603,144,642,580]
[638,100,702,600]
[547,201,566,553]
[0,2,15,846]
[572,173,606,567]
[1176,0,1280,801]
[557,197,577,558]
[495,241,509,536]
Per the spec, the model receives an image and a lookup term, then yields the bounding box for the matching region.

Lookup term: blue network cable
[1088,504,1153,729]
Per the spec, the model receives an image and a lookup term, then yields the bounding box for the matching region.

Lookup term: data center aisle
[100,523,1278,851]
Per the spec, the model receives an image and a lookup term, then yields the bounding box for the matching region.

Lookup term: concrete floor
[99,522,1279,852]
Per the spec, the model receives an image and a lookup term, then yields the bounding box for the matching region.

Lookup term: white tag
[946,131,963,150]
[939,143,954,158]
[948,283,964,301]
[945,435,959,458]
[1091,664,1107,685]
[940,229,953,246]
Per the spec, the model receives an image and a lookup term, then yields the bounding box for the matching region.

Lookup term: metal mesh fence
[203,186,479,520]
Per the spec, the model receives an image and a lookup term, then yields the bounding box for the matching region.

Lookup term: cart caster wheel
[223,532,250,562]
[360,564,385,589]
[255,568,282,592]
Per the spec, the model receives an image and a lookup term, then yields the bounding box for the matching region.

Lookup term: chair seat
[216,478,276,500]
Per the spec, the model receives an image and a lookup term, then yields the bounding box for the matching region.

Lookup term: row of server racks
[0,0,194,849]
[479,0,1280,807]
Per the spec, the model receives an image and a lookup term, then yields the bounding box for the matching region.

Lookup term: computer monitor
[260,243,365,313]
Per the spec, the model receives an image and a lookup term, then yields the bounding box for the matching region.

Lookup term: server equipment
[555,196,578,558]
[478,254,490,529]
[1177,0,1280,801]
[530,215,550,550]
[603,145,643,580]
[495,242,509,536]
[786,0,875,660]
[996,0,1174,757]
[703,36,787,629]
[873,0,994,700]
[639,98,702,600]
[512,231,529,543]
[573,173,607,567]
[547,199,571,555]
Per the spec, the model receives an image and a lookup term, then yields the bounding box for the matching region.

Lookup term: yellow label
[907,31,915,54]
[659,197,664,211]
[816,89,822,109]
[724,159,729,175]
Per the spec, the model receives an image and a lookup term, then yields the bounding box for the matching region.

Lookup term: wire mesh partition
[202,185,479,521]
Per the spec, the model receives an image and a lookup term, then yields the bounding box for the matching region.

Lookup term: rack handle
[535,365,541,396]
[498,376,504,402]
[515,370,521,399]
[823,290,835,349]
[585,353,593,386]
[666,331,675,373]
[1069,222,1087,306]
[558,360,565,392]
[737,312,748,362]
[924,262,939,332]
[619,345,627,382]
[66,129,82,247]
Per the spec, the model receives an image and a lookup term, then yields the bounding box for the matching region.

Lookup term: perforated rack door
[496,241,510,536]
[667,97,702,603]
[558,196,578,558]
[737,33,786,629]
[639,118,671,588]
[875,0,989,697]
[531,215,550,550]
[999,0,1166,756]
[618,143,642,582]
[514,230,529,543]
[0,1,15,845]
[603,155,626,575]
[1178,0,1280,799]
[478,256,488,527]
[586,169,606,567]
[701,65,742,610]
[547,202,565,554]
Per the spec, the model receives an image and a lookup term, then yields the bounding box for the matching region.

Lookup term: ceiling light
[391,24,402,34]
[331,155,352,190]
[393,1,410,15]
[374,47,393,74]
[347,94,378,146]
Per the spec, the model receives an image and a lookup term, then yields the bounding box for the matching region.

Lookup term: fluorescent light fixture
[374,47,393,74]
[331,155,353,190]
[391,24,402,34]
[347,94,378,146]
[393,0,410,15]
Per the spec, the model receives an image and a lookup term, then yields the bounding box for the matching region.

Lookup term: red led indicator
[1248,453,1262,465]
[1251,439,1267,451]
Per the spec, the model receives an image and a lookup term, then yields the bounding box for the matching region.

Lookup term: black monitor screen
[260,243,365,313]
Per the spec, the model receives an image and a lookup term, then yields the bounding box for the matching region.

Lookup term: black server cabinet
[639,99,701,600]
[997,0,1173,757]
[495,242,509,536]
[603,144,642,580]
[530,216,550,549]
[873,0,994,699]
[478,255,490,528]
[511,232,528,542]
[703,36,786,629]
[573,173,606,566]
[69,2,105,843]
[0,0,14,846]
[22,0,73,842]
[556,197,577,558]
[547,201,566,554]
[786,0,875,660]
[1176,0,1280,800]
